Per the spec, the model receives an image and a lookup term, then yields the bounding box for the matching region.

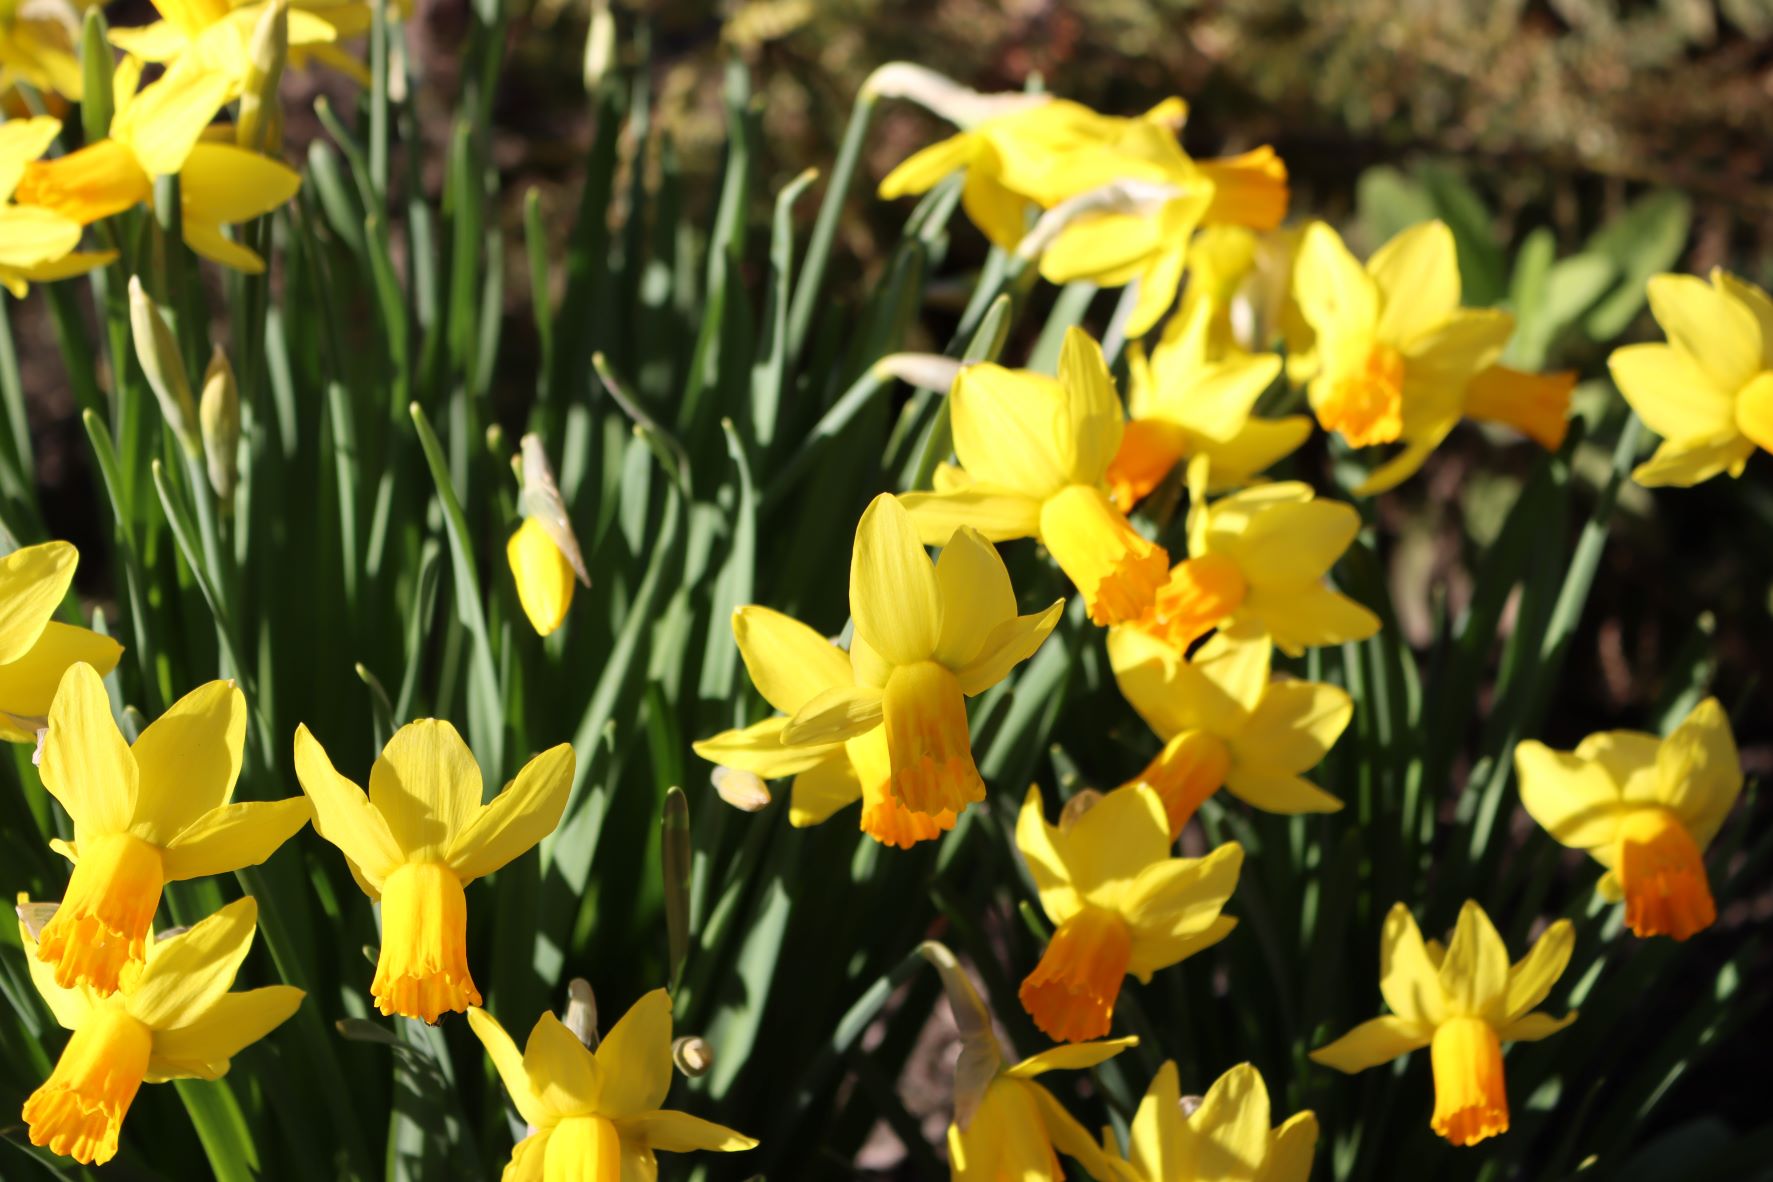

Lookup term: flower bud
[872,353,963,394]
[562,978,599,1049]
[199,348,240,502]
[238,0,289,153]
[711,766,771,812]
[128,277,201,459]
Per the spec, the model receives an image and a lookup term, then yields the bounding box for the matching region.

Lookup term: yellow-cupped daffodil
[768,496,1061,822]
[1108,620,1349,840]
[1016,784,1242,1042]
[1103,1061,1317,1182]
[34,665,310,994]
[919,939,1137,1182]
[108,0,344,96]
[295,718,573,1022]
[468,989,756,1180]
[0,117,117,297]
[507,433,589,637]
[900,327,1169,626]
[20,896,304,1166]
[1608,270,1773,487]
[1514,698,1741,941]
[1136,457,1378,656]
[0,0,92,99]
[1311,901,1576,1148]
[0,541,123,741]
[1108,296,1312,511]
[1293,219,1574,494]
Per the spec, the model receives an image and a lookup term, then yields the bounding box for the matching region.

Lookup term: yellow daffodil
[1514,698,1741,941]
[0,117,117,297]
[763,496,1060,822]
[1108,621,1349,839]
[34,665,310,994]
[295,718,573,1022]
[468,989,756,1179]
[0,541,123,741]
[1104,1061,1317,1182]
[508,434,589,637]
[1108,297,1312,510]
[20,896,304,1166]
[16,58,299,272]
[901,328,1169,625]
[0,0,90,99]
[109,0,343,96]
[1293,220,1573,494]
[1016,784,1242,1042]
[1136,458,1378,655]
[1608,269,1773,486]
[1172,224,1317,379]
[1311,901,1576,1147]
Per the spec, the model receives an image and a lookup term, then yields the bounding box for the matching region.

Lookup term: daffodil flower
[20,896,304,1166]
[0,541,123,741]
[1016,784,1242,1042]
[1293,219,1573,494]
[1608,269,1773,486]
[1514,698,1741,940]
[34,665,311,994]
[1311,901,1577,1147]
[507,434,589,637]
[1108,621,1350,839]
[0,0,86,99]
[901,328,1169,625]
[1138,458,1378,655]
[1103,1061,1317,1182]
[295,718,573,1022]
[109,0,343,95]
[468,989,756,1179]
[0,117,117,298]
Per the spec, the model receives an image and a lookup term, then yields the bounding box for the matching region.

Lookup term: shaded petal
[1293,221,1378,354]
[1379,903,1445,1027]
[949,364,1071,498]
[128,897,257,1029]
[692,718,840,780]
[446,743,573,883]
[160,798,310,881]
[1222,499,1359,586]
[1015,786,1082,922]
[0,622,124,731]
[1514,740,1622,852]
[1191,1062,1270,1182]
[1062,784,1174,910]
[878,133,975,199]
[146,985,303,1081]
[467,1006,549,1128]
[933,527,1015,669]
[1654,697,1743,849]
[369,718,484,860]
[129,679,245,844]
[1005,1035,1139,1079]
[1030,1079,1134,1180]
[849,494,940,666]
[594,988,675,1117]
[1496,1010,1577,1043]
[619,1110,756,1153]
[1503,919,1573,1023]
[1055,327,1126,481]
[1244,583,1381,657]
[788,753,862,826]
[1309,1015,1429,1073]
[1222,768,1343,815]
[0,205,82,269]
[1438,901,1509,1021]
[952,600,1063,697]
[0,540,77,667]
[781,685,883,746]
[522,1012,601,1120]
[1235,680,1351,775]
[1630,433,1756,488]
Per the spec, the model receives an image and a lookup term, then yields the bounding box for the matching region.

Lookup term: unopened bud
[872,353,963,393]
[238,0,289,153]
[200,347,240,502]
[582,0,615,93]
[1058,788,1103,831]
[672,1035,713,1077]
[861,62,1048,127]
[711,766,771,812]
[128,276,201,458]
[563,978,599,1049]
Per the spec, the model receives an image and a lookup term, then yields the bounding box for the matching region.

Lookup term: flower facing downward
[467,989,755,1180]
[1015,785,1242,1042]
[0,542,124,742]
[21,898,304,1166]
[33,666,310,994]
[1104,1061,1317,1182]
[1310,901,1577,1147]
[295,719,574,1021]
[1514,698,1741,940]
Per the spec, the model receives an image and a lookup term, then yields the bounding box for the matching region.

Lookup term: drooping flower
[0,542,123,741]
[1103,1061,1317,1182]
[1310,901,1577,1147]
[1016,784,1242,1042]
[1514,698,1741,940]
[1109,620,1350,839]
[0,118,117,298]
[468,989,756,1180]
[20,896,304,1166]
[1136,458,1378,655]
[769,496,1061,821]
[1608,270,1773,487]
[901,327,1169,625]
[34,665,310,994]
[1293,219,1573,493]
[295,718,573,1022]
[507,434,588,637]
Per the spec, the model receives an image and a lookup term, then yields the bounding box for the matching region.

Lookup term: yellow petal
[1219,498,1359,587]
[618,1110,757,1153]
[1350,418,1459,496]
[0,117,63,200]
[0,205,83,270]
[1734,371,1773,455]
[1308,1015,1430,1073]
[949,364,1071,499]
[445,743,573,883]
[1378,903,1445,1027]
[1029,1079,1134,1181]
[1126,1059,1183,1180]
[1399,308,1513,390]
[878,133,975,200]
[1106,624,1246,741]
[145,985,303,1082]
[292,723,404,890]
[1015,786,1083,922]
[931,526,1015,670]
[0,540,77,664]
[1244,582,1381,658]
[107,21,193,62]
[1495,1010,1577,1043]
[960,168,1035,252]
[1630,433,1757,487]
[1607,341,1737,443]
[159,798,311,881]
[1191,1062,1271,1180]
[1293,221,1378,357]
[467,1006,550,1129]
[1653,697,1742,849]
[128,679,246,845]
[1222,767,1343,815]
[17,917,96,1030]
[0,622,124,738]
[1059,784,1174,911]
[523,1011,601,1119]
[1004,1035,1138,1079]
[1125,245,1190,340]
[1714,269,1773,369]
[1055,327,1125,481]
[41,662,137,837]
[899,487,1044,546]
[1367,220,1459,346]
[692,717,841,780]
[1267,1111,1320,1182]
[1235,680,1351,775]
[732,605,853,716]
[1153,353,1284,442]
[1437,901,1509,1021]
[181,221,269,273]
[787,752,861,826]
[1647,272,1763,395]
[150,0,232,39]
[1502,919,1573,1023]
[594,987,673,1117]
[15,250,121,286]
[1039,211,1163,286]
[181,142,302,225]
[849,493,940,666]
[368,718,484,860]
[1513,740,1622,852]
[1199,145,1288,231]
[113,61,230,176]
[127,897,257,1029]
[781,684,884,746]
[1121,846,1242,980]
[952,600,1063,697]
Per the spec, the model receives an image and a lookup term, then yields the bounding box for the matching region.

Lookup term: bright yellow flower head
[21,896,304,1166]
[901,328,1169,625]
[0,541,123,741]
[109,0,347,95]
[294,719,574,1022]
[1310,901,1577,1148]
[1608,269,1773,486]
[1109,621,1350,839]
[1514,698,1740,941]
[1293,220,1573,494]
[0,118,117,297]
[1104,1061,1317,1182]
[468,989,755,1180]
[34,665,310,995]
[1015,784,1242,1042]
[1136,459,1378,656]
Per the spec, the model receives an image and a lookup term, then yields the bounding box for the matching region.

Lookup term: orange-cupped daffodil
[0,541,122,741]
[1109,621,1349,839]
[1016,784,1242,1042]
[1103,1061,1317,1182]
[901,327,1169,625]
[34,665,310,994]
[1293,219,1573,494]
[1311,901,1577,1148]
[1608,269,1773,487]
[20,896,304,1166]
[1515,698,1741,941]
[295,718,573,1022]
[468,989,756,1180]
[0,118,117,297]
